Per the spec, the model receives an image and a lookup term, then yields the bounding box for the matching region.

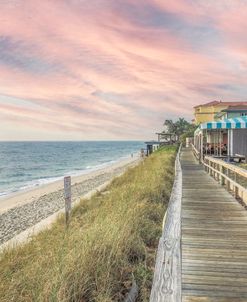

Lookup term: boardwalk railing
[150,145,182,302]
[191,144,200,161]
[203,156,247,204]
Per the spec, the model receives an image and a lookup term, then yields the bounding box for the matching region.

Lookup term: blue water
[0,141,144,198]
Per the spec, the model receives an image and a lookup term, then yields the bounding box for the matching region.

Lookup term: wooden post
[200,132,203,163]
[234,172,238,199]
[220,165,224,185]
[64,176,72,226]
[226,168,230,192]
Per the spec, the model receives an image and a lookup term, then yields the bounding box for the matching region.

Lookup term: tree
[163,117,196,143]
[163,119,176,134]
[163,117,196,140]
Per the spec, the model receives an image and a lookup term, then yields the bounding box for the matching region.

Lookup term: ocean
[0,141,144,198]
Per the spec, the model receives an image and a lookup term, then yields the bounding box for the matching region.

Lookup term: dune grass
[240,163,247,170]
[0,146,177,302]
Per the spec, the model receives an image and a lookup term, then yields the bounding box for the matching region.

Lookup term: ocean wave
[0,149,141,199]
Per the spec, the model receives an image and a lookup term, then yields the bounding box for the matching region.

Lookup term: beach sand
[0,155,140,247]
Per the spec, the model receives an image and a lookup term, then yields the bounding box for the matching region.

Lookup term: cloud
[1,0,247,140]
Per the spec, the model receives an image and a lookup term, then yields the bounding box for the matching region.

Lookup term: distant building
[215,105,247,120]
[156,132,177,143]
[194,101,247,124]
[144,141,161,155]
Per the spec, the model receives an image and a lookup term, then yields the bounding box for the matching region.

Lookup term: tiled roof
[214,101,247,107]
[222,105,247,111]
[194,101,247,109]
[194,101,219,108]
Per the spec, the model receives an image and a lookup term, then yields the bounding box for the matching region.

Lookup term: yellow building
[193,101,247,124]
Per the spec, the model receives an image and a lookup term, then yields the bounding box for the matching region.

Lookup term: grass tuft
[0,146,177,302]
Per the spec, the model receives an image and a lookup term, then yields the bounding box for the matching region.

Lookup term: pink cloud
[1,1,247,140]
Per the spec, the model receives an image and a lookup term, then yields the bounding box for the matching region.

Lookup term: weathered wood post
[220,165,224,185]
[226,168,230,192]
[210,162,213,176]
[234,172,238,199]
[64,176,72,227]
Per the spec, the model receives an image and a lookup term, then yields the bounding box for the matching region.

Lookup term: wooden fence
[203,156,247,204]
[191,143,200,161]
[150,145,182,302]
[192,143,247,204]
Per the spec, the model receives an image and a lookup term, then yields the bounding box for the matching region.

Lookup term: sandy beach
[0,155,140,246]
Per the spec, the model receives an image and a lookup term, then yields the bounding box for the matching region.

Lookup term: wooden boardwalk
[181,148,247,302]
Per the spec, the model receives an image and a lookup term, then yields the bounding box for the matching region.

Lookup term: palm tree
[163,118,195,140]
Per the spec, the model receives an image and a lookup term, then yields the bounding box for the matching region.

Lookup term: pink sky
[1,0,247,140]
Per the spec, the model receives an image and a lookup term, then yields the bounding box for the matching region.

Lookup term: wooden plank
[182,238,247,247]
[182,201,240,205]
[182,275,247,287]
[182,219,247,225]
[182,270,247,278]
[181,148,247,301]
[183,297,247,302]
[182,283,247,294]
[183,289,247,298]
[182,214,246,219]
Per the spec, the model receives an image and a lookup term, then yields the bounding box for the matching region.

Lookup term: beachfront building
[145,131,178,155]
[145,141,162,155]
[155,132,177,143]
[194,116,247,161]
[215,105,247,120]
[193,101,247,124]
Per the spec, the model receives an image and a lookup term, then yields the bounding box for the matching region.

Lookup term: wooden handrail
[150,144,182,302]
[191,144,200,161]
[204,156,247,179]
[203,156,247,203]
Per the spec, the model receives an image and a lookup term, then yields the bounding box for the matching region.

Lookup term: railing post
[234,172,238,199]
[226,168,230,192]
[220,164,224,185]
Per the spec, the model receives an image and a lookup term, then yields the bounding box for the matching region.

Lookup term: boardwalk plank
[181,148,247,301]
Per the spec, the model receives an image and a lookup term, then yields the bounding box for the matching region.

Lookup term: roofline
[222,109,247,112]
[193,101,219,109]
[194,101,247,109]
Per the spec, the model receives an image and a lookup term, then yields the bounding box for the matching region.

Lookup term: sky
[1,0,247,141]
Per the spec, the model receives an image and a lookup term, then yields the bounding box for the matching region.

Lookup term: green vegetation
[240,163,247,170]
[163,118,196,144]
[0,146,176,302]
[164,118,195,137]
[179,128,196,145]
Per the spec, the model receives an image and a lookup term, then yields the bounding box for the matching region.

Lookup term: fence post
[234,172,238,199]
[226,169,229,191]
[64,176,72,227]
[220,165,224,185]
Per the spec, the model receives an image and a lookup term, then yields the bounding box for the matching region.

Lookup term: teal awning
[200,117,247,130]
